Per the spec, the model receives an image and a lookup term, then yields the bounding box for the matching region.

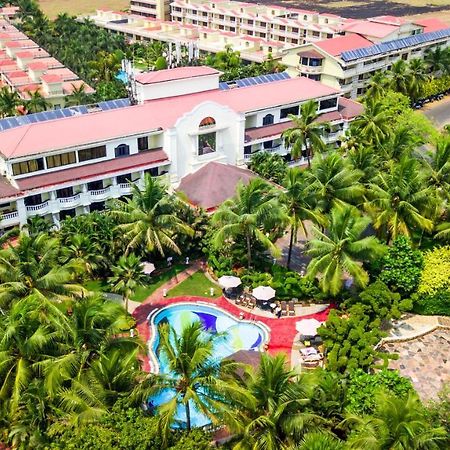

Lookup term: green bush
[154,56,168,70]
[412,290,450,316]
[346,369,414,415]
[418,246,450,296]
[420,75,450,99]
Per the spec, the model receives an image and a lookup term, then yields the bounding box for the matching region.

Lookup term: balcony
[58,193,81,208]
[0,211,19,227]
[299,65,323,74]
[119,182,136,194]
[26,201,49,215]
[89,187,111,200]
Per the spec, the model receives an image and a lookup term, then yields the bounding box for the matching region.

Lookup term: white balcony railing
[119,182,135,193]
[58,193,81,206]
[26,201,49,212]
[0,211,20,226]
[89,187,111,199]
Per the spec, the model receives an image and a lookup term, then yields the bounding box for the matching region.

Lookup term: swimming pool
[147,302,269,427]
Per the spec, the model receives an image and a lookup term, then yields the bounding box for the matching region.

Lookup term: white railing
[26,201,49,212]
[1,211,19,221]
[244,153,252,160]
[89,187,110,198]
[58,193,81,205]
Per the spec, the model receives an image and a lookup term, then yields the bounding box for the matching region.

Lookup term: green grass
[167,271,219,298]
[83,263,187,303]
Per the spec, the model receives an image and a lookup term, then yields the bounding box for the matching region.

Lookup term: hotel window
[319,97,337,110]
[138,136,149,151]
[198,117,216,156]
[117,173,131,184]
[115,144,130,158]
[78,145,107,162]
[312,31,320,37]
[280,25,286,31]
[12,157,45,176]
[56,187,74,198]
[46,151,76,169]
[24,194,42,206]
[280,105,299,119]
[262,113,274,125]
[292,27,299,33]
[263,140,273,149]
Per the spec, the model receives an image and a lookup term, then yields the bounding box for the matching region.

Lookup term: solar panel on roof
[219,82,230,90]
[341,27,450,62]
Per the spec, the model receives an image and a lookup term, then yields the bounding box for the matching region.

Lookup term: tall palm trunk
[287,224,296,270]
[246,233,252,269]
[124,295,129,313]
[305,140,312,168]
[185,400,191,431]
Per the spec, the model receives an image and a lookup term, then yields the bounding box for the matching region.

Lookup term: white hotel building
[0,67,362,230]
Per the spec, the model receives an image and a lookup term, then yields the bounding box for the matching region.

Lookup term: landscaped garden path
[132,263,332,371]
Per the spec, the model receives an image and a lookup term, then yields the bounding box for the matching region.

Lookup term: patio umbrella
[252,286,276,301]
[142,261,156,275]
[218,275,241,289]
[295,318,321,336]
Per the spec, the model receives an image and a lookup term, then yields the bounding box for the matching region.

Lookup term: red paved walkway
[132,263,332,371]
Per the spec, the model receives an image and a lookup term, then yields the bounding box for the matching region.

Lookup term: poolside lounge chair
[281,301,288,316]
[288,301,295,316]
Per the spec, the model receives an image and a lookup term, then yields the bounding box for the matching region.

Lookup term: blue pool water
[149,303,268,427]
[116,70,128,83]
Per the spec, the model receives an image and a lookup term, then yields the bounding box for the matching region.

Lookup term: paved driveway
[422,97,450,128]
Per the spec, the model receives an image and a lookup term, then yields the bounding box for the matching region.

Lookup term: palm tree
[420,136,450,203]
[108,253,147,312]
[425,46,450,74]
[344,392,447,449]
[296,432,347,450]
[305,152,365,214]
[347,146,380,187]
[380,125,421,163]
[89,50,123,82]
[212,178,287,268]
[351,97,391,147]
[388,60,412,97]
[226,353,322,450]
[306,205,385,295]
[408,58,429,101]
[365,72,390,101]
[150,322,247,442]
[64,83,92,106]
[0,232,84,308]
[110,174,194,256]
[365,158,436,242]
[281,168,323,269]
[24,89,51,113]
[0,86,22,117]
[282,100,329,167]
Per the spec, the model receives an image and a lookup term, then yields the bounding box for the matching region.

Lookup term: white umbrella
[218,275,242,289]
[142,262,155,275]
[295,318,321,336]
[252,286,276,301]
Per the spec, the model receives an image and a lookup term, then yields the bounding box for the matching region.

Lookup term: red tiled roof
[15,51,33,58]
[135,66,220,85]
[177,162,255,210]
[315,34,372,56]
[245,120,293,142]
[414,18,449,33]
[16,149,168,191]
[41,73,62,83]
[368,15,407,26]
[0,77,340,159]
[298,50,324,59]
[343,20,398,39]
[27,61,47,70]
[0,175,19,199]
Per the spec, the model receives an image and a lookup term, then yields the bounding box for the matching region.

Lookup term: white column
[16,198,28,228]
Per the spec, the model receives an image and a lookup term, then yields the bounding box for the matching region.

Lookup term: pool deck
[132,263,332,371]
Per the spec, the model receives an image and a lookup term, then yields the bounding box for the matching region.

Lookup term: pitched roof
[368,15,407,26]
[177,162,255,210]
[0,77,339,159]
[343,20,399,39]
[135,66,220,85]
[0,175,19,199]
[315,34,372,56]
[414,18,449,33]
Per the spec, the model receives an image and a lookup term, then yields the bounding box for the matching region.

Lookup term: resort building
[0,19,94,109]
[282,17,450,98]
[0,66,362,230]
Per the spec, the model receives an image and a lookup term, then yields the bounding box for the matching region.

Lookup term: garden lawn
[167,271,219,298]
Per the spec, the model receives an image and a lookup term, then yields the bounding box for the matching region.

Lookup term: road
[422,97,450,128]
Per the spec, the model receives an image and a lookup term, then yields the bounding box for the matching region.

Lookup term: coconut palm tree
[306,205,386,295]
[364,158,436,242]
[351,97,391,147]
[280,168,324,269]
[347,146,380,187]
[407,58,429,101]
[296,432,347,450]
[226,353,323,450]
[344,392,447,450]
[108,253,147,312]
[110,174,194,257]
[305,152,365,214]
[282,100,329,167]
[0,232,84,308]
[150,322,247,443]
[425,46,450,74]
[64,83,92,106]
[212,178,287,268]
[0,86,22,118]
[365,72,390,101]
[24,89,51,113]
[388,60,412,97]
[420,136,450,203]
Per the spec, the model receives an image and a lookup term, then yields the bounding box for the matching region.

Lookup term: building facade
[282,18,450,98]
[0,67,362,230]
